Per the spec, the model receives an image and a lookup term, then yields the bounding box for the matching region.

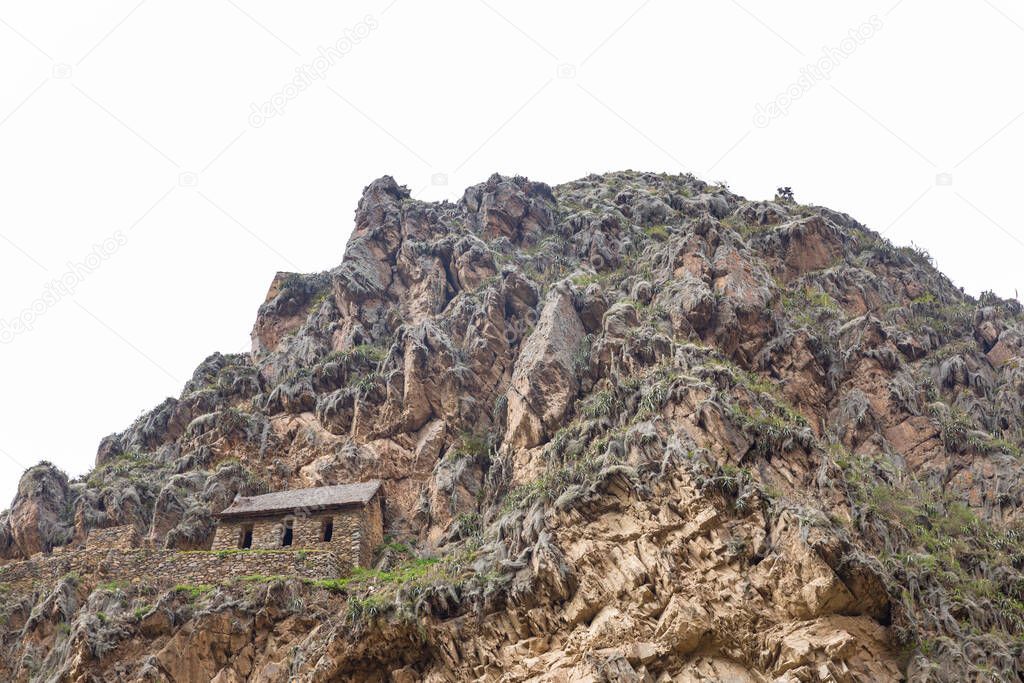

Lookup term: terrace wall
[0,547,346,599]
[85,524,140,551]
[0,495,385,604]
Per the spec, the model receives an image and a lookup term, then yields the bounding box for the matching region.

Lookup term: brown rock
[505,284,586,448]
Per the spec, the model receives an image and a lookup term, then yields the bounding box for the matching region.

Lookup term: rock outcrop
[3,171,1024,681]
[0,462,72,559]
[505,283,586,449]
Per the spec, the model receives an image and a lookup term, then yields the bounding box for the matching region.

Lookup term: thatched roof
[217,480,381,520]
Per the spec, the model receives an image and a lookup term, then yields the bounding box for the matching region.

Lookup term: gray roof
[217,480,381,520]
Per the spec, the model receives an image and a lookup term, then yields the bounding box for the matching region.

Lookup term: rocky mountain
[3,171,1024,681]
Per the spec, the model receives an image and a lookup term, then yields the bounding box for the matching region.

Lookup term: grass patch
[781,284,843,329]
[98,580,126,593]
[311,557,441,594]
[643,224,670,241]
[173,583,214,600]
[307,554,474,627]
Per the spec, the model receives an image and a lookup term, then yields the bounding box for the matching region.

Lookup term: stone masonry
[85,524,141,551]
[210,509,364,554]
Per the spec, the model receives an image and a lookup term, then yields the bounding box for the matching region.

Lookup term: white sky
[1,0,1022,508]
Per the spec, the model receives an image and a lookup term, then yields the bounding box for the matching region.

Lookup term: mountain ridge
[2,170,1023,681]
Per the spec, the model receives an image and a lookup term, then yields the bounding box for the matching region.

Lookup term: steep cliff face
[3,171,1024,681]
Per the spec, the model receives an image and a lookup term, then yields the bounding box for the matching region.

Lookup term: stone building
[211,480,383,568]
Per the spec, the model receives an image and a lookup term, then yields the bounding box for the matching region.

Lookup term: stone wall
[0,546,346,598]
[359,496,384,568]
[211,523,239,550]
[212,517,287,551]
[85,524,140,551]
[335,508,364,564]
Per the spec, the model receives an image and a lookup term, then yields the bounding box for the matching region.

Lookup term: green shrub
[445,433,489,463]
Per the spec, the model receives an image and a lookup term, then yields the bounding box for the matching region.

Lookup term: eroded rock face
[4,171,1024,681]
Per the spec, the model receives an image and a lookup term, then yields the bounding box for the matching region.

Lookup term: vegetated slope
[2,171,1024,682]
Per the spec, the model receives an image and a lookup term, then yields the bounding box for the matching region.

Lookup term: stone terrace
[0,545,346,599]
